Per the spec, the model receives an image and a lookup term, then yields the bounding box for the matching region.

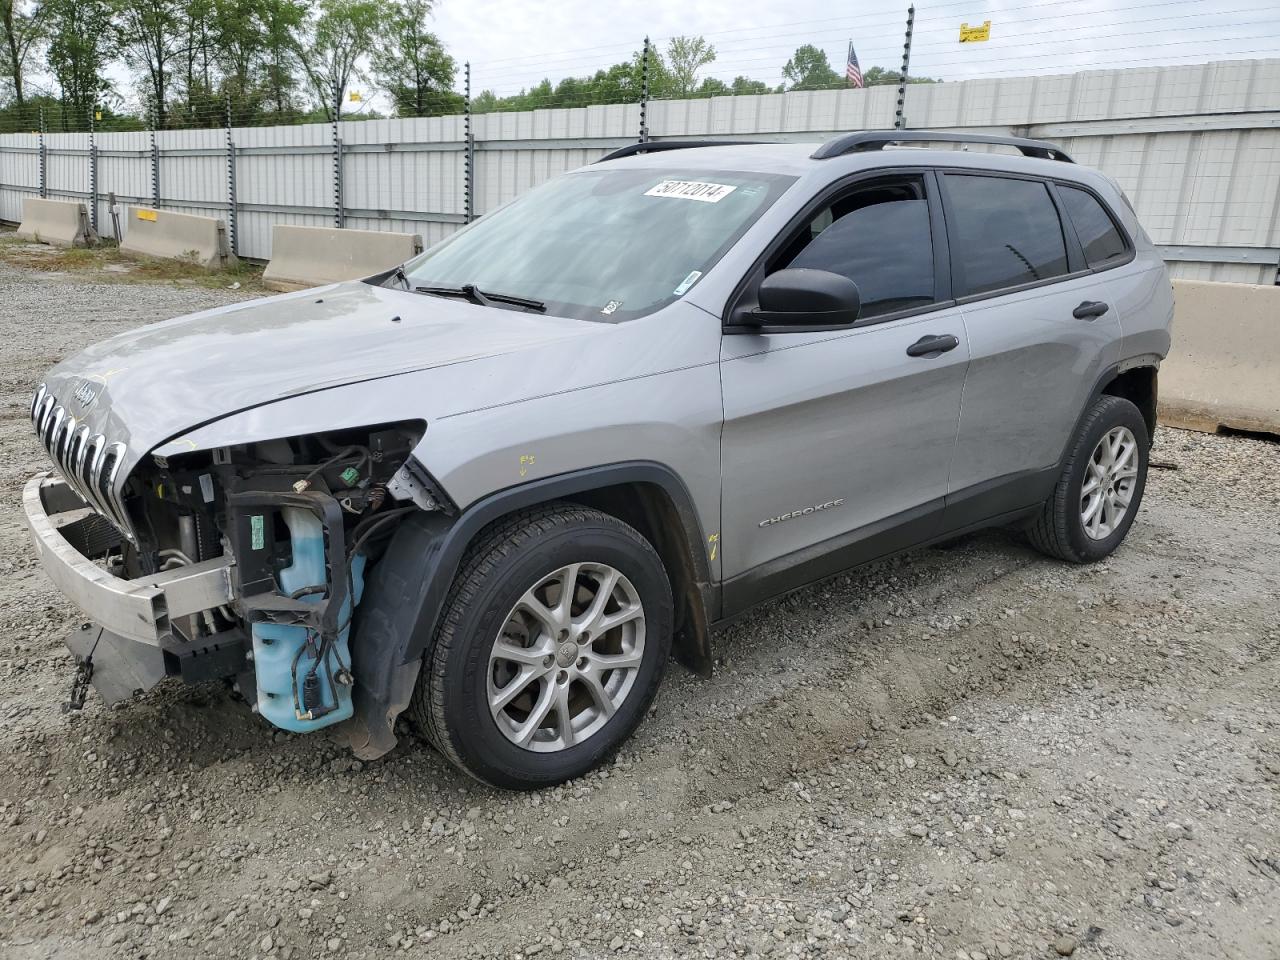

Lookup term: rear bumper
[23,472,235,646]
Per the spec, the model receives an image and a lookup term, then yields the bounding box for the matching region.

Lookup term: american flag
[846,42,864,88]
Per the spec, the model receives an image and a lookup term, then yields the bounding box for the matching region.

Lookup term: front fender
[343,460,715,760]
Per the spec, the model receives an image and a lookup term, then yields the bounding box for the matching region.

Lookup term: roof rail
[596,139,763,163]
[811,130,1074,163]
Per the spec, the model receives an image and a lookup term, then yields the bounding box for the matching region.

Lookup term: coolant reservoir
[251,507,365,732]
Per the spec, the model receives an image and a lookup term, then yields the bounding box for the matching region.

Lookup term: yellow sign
[95,111,103,120]
[348,90,362,102]
[136,208,158,222]
[959,20,992,42]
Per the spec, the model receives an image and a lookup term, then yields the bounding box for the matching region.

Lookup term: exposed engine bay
[101,421,433,733]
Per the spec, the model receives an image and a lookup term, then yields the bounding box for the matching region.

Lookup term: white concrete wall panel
[0,58,1276,279]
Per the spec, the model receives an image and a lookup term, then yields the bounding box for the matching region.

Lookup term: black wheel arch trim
[344,460,713,759]
[1070,356,1162,460]
[391,460,712,668]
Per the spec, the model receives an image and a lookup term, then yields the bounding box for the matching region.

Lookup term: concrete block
[1159,279,1280,436]
[119,207,236,270]
[15,198,97,248]
[263,225,423,291]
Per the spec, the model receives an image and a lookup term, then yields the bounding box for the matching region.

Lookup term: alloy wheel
[487,563,645,752]
[1080,425,1139,540]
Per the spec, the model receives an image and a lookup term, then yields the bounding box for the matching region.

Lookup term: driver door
[718,171,969,607]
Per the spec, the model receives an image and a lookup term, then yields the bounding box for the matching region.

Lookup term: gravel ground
[0,260,1277,960]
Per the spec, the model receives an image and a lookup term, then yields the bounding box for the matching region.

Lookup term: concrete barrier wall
[263,225,422,291]
[1160,280,1280,435]
[15,198,97,248]
[119,207,236,270]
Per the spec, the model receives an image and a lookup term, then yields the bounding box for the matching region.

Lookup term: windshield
[401,166,795,321]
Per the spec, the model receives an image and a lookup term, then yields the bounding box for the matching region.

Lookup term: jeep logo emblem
[72,380,99,410]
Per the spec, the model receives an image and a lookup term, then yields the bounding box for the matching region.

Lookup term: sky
[426,0,1280,102]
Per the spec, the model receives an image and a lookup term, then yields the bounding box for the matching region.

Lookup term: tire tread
[1028,394,1144,564]
[410,503,663,786]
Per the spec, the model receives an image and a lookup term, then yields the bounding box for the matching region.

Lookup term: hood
[38,281,598,462]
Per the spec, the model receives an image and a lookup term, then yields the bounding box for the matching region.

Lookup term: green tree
[256,0,306,117]
[372,0,458,117]
[730,75,771,96]
[113,0,185,126]
[861,65,939,86]
[782,44,841,91]
[695,76,729,98]
[473,46,666,113]
[209,0,260,105]
[666,35,714,99]
[296,0,382,119]
[43,0,115,122]
[173,0,220,124]
[0,0,42,107]
[472,87,499,112]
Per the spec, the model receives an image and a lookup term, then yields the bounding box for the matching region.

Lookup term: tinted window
[945,174,1068,296]
[1060,185,1127,266]
[783,177,935,319]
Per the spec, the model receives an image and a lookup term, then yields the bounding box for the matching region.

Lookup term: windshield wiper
[414,283,546,312]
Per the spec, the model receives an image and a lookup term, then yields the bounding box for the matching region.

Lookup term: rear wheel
[1028,395,1149,563]
[412,504,672,789]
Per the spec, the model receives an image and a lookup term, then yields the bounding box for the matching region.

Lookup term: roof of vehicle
[594,136,1110,191]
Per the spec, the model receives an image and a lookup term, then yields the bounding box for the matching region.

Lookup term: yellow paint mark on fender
[707,532,719,562]
[518,453,536,478]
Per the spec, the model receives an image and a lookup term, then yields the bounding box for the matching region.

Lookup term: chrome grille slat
[86,435,112,517]
[28,386,134,542]
[45,406,65,450]
[57,415,76,465]
[53,414,75,473]
[71,425,91,478]
[100,443,129,528]
[36,395,55,437]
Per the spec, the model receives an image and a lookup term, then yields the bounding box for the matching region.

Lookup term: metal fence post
[332,78,344,228]
[639,37,651,142]
[464,61,474,224]
[225,95,238,255]
[894,5,916,130]
[88,108,99,233]
[38,107,46,198]
[149,108,161,208]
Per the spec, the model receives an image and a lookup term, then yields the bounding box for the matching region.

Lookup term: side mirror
[753,268,861,328]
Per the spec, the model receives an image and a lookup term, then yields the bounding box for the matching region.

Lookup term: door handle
[906,334,960,358]
[1073,300,1110,320]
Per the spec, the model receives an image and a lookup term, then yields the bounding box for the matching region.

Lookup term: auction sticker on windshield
[644,180,738,203]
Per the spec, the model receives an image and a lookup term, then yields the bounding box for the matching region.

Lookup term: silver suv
[25,131,1173,789]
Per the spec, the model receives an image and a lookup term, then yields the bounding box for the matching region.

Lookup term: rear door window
[943,174,1069,297]
[1059,185,1128,267]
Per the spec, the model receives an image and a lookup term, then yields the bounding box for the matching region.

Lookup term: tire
[411,503,673,790]
[1028,395,1150,564]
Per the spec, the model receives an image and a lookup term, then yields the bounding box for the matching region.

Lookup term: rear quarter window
[1059,185,1129,267]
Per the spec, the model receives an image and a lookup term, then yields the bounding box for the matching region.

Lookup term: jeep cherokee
[24,131,1174,789]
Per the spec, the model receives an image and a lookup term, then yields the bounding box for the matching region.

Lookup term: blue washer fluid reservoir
[251,507,365,733]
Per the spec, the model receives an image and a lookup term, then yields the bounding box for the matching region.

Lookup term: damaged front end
[25,405,444,755]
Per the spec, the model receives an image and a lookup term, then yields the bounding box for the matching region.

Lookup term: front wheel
[1028,395,1150,563]
[412,504,672,789]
